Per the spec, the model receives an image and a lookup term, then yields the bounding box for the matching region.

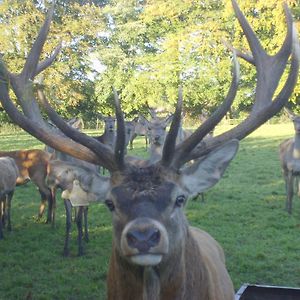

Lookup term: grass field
[0,123,300,299]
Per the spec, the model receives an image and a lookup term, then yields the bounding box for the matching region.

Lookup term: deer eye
[148,127,152,131]
[175,195,186,207]
[105,199,115,212]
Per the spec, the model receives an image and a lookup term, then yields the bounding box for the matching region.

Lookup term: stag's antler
[161,0,300,170]
[0,0,299,174]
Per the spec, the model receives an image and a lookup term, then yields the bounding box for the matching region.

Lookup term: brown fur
[107,226,234,300]
[0,150,53,222]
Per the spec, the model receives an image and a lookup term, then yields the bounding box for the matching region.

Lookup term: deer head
[99,115,116,133]
[141,114,174,147]
[0,0,299,296]
[285,108,300,134]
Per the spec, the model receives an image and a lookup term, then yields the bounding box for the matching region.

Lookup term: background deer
[94,115,116,149]
[129,115,149,150]
[279,109,300,214]
[46,159,109,256]
[0,0,299,298]
[140,114,174,163]
[0,149,53,223]
[0,157,19,239]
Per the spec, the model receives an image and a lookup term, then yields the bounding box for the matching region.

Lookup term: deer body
[0,157,19,239]
[46,159,109,255]
[0,149,53,223]
[279,110,300,213]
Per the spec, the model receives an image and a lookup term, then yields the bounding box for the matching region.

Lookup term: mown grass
[0,123,300,299]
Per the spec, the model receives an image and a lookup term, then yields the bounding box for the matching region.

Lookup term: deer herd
[0,0,299,299]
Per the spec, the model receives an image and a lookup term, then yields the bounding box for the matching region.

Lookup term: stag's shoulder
[188,226,235,300]
[189,226,225,262]
[279,138,294,163]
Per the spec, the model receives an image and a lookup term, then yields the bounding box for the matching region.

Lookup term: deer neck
[149,144,163,163]
[107,226,212,300]
[108,245,185,300]
[293,133,300,159]
[103,130,116,148]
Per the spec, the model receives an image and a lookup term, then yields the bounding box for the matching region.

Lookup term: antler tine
[21,0,56,81]
[232,0,293,113]
[170,51,240,169]
[185,26,300,164]
[222,39,255,65]
[231,0,266,62]
[0,77,101,165]
[37,88,119,172]
[113,87,126,170]
[160,86,183,168]
[4,0,59,125]
[35,41,62,76]
[168,1,299,169]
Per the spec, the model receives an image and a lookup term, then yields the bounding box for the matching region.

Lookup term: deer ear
[180,140,239,197]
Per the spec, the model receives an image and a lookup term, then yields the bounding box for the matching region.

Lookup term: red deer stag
[0,149,53,223]
[0,0,299,299]
[279,108,300,214]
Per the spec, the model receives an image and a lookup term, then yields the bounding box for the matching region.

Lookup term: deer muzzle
[120,218,169,266]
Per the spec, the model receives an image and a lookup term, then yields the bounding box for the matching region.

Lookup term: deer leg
[200,193,205,202]
[83,206,89,243]
[6,191,13,232]
[0,199,3,239]
[76,206,84,256]
[130,133,137,150]
[296,177,300,197]
[63,199,72,257]
[37,188,54,225]
[2,197,6,228]
[286,172,294,214]
[38,198,47,221]
[129,137,134,150]
[37,188,49,221]
[73,207,77,222]
[145,136,148,151]
[50,188,56,228]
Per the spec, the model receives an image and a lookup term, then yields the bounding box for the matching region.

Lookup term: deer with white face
[45,116,99,226]
[141,114,174,163]
[46,159,109,256]
[0,0,298,299]
[279,109,300,214]
[94,115,116,149]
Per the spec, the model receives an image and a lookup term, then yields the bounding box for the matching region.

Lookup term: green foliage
[0,124,300,299]
[0,0,299,119]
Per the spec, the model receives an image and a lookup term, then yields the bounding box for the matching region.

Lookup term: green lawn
[0,123,299,299]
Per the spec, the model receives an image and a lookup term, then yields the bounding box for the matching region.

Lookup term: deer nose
[154,135,160,141]
[126,228,161,253]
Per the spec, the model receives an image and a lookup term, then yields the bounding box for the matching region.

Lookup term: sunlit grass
[0,123,299,299]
